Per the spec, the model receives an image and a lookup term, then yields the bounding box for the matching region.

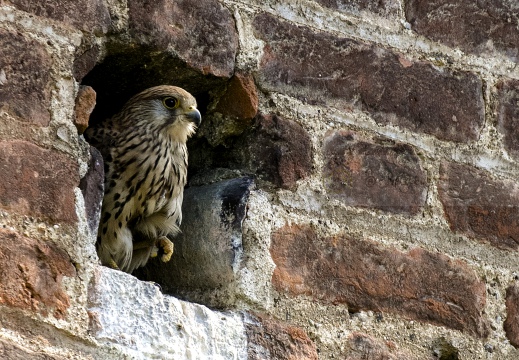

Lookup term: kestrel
[85,85,201,273]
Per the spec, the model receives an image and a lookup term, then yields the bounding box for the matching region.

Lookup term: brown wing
[84,117,119,160]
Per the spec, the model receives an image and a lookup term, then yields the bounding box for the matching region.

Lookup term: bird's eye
[162,97,179,109]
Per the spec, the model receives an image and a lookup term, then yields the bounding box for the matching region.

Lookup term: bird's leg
[132,239,156,250]
[150,245,159,258]
[106,257,120,270]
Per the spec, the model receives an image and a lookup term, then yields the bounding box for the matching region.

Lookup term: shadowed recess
[81,46,224,126]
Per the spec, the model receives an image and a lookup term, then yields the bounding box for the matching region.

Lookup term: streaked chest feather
[107,138,188,220]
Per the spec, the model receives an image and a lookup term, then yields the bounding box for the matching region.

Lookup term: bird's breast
[139,143,187,215]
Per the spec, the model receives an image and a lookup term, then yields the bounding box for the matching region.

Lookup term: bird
[84,85,201,273]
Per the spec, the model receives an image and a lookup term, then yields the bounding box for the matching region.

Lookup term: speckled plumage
[85,85,201,273]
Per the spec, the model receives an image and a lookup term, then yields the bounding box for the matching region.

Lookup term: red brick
[201,73,259,146]
[252,13,484,143]
[497,79,519,159]
[271,224,489,337]
[0,229,75,319]
[438,162,519,250]
[74,85,96,134]
[316,0,399,17]
[323,130,427,215]
[214,73,259,120]
[0,29,52,126]
[9,0,110,34]
[234,114,313,190]
[504,284,519,348]
[246,313,318,360]
[345,333,416,360]
[128,0,238,78]
[405,0,519,62]
[0,141,79,224]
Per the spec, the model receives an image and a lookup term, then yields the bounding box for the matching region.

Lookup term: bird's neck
[163,141,188,188]
[165,121,196,144]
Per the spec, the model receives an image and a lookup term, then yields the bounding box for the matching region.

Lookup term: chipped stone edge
[87,266,249,360]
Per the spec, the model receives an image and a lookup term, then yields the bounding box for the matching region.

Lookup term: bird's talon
[157,236,174,263]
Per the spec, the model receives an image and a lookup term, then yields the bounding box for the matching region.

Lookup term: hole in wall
[80,44,257,308]
[80,45,254,186]
[81,46,222,126]
[81,43,314,308]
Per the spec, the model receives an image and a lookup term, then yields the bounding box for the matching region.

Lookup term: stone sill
[88,266,248,360]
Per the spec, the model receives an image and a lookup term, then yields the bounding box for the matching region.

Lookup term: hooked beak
[186,108,202,127]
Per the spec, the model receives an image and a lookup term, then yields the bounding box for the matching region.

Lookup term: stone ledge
[87,266,248,360]
[86,266,316,359]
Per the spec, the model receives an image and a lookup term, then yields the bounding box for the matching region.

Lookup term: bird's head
[121,85,201,143]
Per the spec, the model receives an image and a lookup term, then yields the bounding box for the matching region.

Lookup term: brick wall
[1,0,519,359]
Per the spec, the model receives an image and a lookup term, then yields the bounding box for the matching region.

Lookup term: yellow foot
[156,236,174,263]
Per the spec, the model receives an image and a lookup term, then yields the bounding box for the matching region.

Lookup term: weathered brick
[9,0,110,34]
[253,13,484,143]
[0,229,75,319]
[271,224,489,337]
[214,73,259,120]
[246,313,318,360]
[504,284,519,348]
[316,0,400,17]
[128,0,238,78]
[0,29,52,126]
[202,73,259,146]
[0,141,79,223]
[74,85,96,134]
[406,0,519,62]
[236,114,313,189]
[323,130,427,215]
[438,162,519,250]
[345,333,415,360]
[497,79,519,159]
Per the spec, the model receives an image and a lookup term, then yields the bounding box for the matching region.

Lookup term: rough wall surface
[1,0,519,359]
